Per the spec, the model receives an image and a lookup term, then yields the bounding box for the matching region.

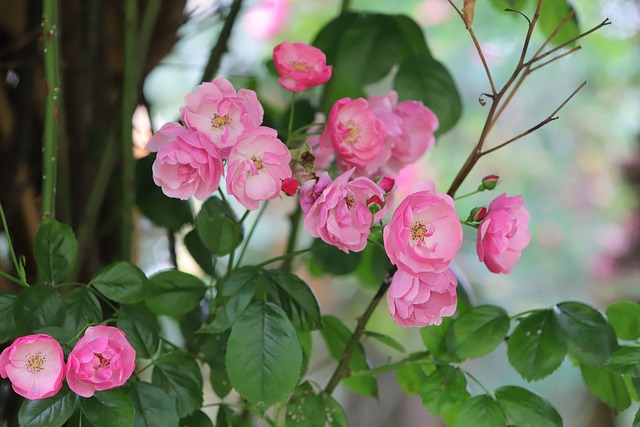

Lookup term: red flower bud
[281,178,300,196]
[471,206,488,222]
[378,176,395,193]
[481,175,499,190]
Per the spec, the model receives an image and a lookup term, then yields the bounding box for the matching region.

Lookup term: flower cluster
[0,326,135,400]
[146,41,532,330]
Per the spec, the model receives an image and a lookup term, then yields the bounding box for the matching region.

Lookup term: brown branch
[529,46,581,73]
[516,0,542,68]
[200,0,243,82]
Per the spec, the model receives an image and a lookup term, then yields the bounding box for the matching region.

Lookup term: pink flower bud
[282,177,300,196]
[481,174,499,190]
[378,176,395,193]
[471,206,488,222]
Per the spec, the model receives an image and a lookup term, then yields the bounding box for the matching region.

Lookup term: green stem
[464,369,493,396]
[286,92,296,145]
[341,0,351,14]
[325,267,396,394]
[41,0,62,222]
[349,355,434,378]
[281,206,302,272]
[454,189,482,201]
[0,203,28,286]
[255,247,314,269]
[121,0,138,261]
[236,202,268,268]
[200,0,244,82]
[0,270,26,287]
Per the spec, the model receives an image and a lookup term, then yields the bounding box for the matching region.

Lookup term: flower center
[291,61,311,72]
[26,351,46,374]
[410,220,434,242]
[344,120,360,145]
[94,353,111,370]
[251,155,264,170]
[211,113,231,129]
[344,194,355,209]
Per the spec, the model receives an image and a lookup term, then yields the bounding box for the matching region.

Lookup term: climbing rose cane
[65,326,136,398]
[273,41,333,92]
[477,193,531,274]
[0,334,65,400]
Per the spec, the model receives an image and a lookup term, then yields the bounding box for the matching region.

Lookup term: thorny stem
[324,267,396,394]
[41,0,62,223]
[200,0,243,82]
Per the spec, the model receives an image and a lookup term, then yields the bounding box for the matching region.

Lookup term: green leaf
[495,386,563,427]
[123,381,179,427]
[355,235,391,288]
[183,229,215,276]
[322,393,348,427]
[216,405,247,427]
[62,287,102,337]
[507,309,566,381]
[147,270,206,316]
[198,268,261,334]
[286,382,326,427]
[605,346,640,377]
[309,239,362,277]
[606,301,640,340]
[116,305,160,359]
[263,269,322,331]
[18,385,79,427]
[152,354,204,418]
[455,395,506,427]
[364,330,405,353]
[180,410,213,427]
[195,196,243,256]
[199,332,233,398]
[420,317,455,361]
[635,407,640,427]
[82,389,135,427]
[490,0,527,12]
[14,284,65,332]
[420,365,469,415]
[396,363,429,395]
[445,305,509,360]
[226,301,302,407]
[538,0,580,47]
[0,291,18,343]
[580,364,631,413]
[395,54,462,135]
[552,301,617,366]
[91,261,150,304]
[135,154,193,231]
[320,315,378,398]
[33,220,77,284]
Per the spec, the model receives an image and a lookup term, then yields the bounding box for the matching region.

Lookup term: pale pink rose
[66,326,136,398]
[273,42,333,92]
[243,0,291,40]
[226,127,292,210]
[304,169,385,253]
[146,122,224,200]
[477,194,531,274]
[386,100,439,174]
[0,334,65,400]
[383,180,463,274]
[299,172,332,214]
[180,77,264,157]
[387,269,457,327]
[319,98,388,177]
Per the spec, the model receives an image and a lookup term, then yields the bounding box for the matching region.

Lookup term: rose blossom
[180,77,264,157]
[477,193,531,274]
[319,97,388,177]
[0,334,65,400]
[387,269,458,327]
[66,326,136,398]
[146,122,224,200]
[226,127,292,210]
[299,172,332,214]
[383,180,463,274]
[304,168,385,253]
[273,42,333,92]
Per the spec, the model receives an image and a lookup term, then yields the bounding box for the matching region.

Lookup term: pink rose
[299,172,332,214]
[386,100,439,174]
[387,269,457,327]
[65,326,136,398]
[383,180,463,274]
[146,122,224,200]
[319,98,388,177]
[477,194,531,274]
[180,77,264,157]
[0,334,65,400]
[273,42,333,92]
[243,0,291,40]
[226,127,292,210]
[304,168,385,253]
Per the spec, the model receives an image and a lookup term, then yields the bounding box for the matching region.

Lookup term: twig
[529,8,574,61]
[529,46,581,73]
[200,0,243,82]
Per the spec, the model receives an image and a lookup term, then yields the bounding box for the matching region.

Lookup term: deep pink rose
[180,77,264,157]
[0,334,65,400]
[66,326,136,398]
[299,172,332,214]
[226,127,292,210]
[273,42,332,92]
[477,193,531,274]
[387,269,457,327]
[146,122,224,200]
[319,98,388,177]
[383,180,463,274]
[304,168,385,253]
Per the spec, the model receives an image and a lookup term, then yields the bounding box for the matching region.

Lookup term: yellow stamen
[211,113,231,129]
[26,352,46,374]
